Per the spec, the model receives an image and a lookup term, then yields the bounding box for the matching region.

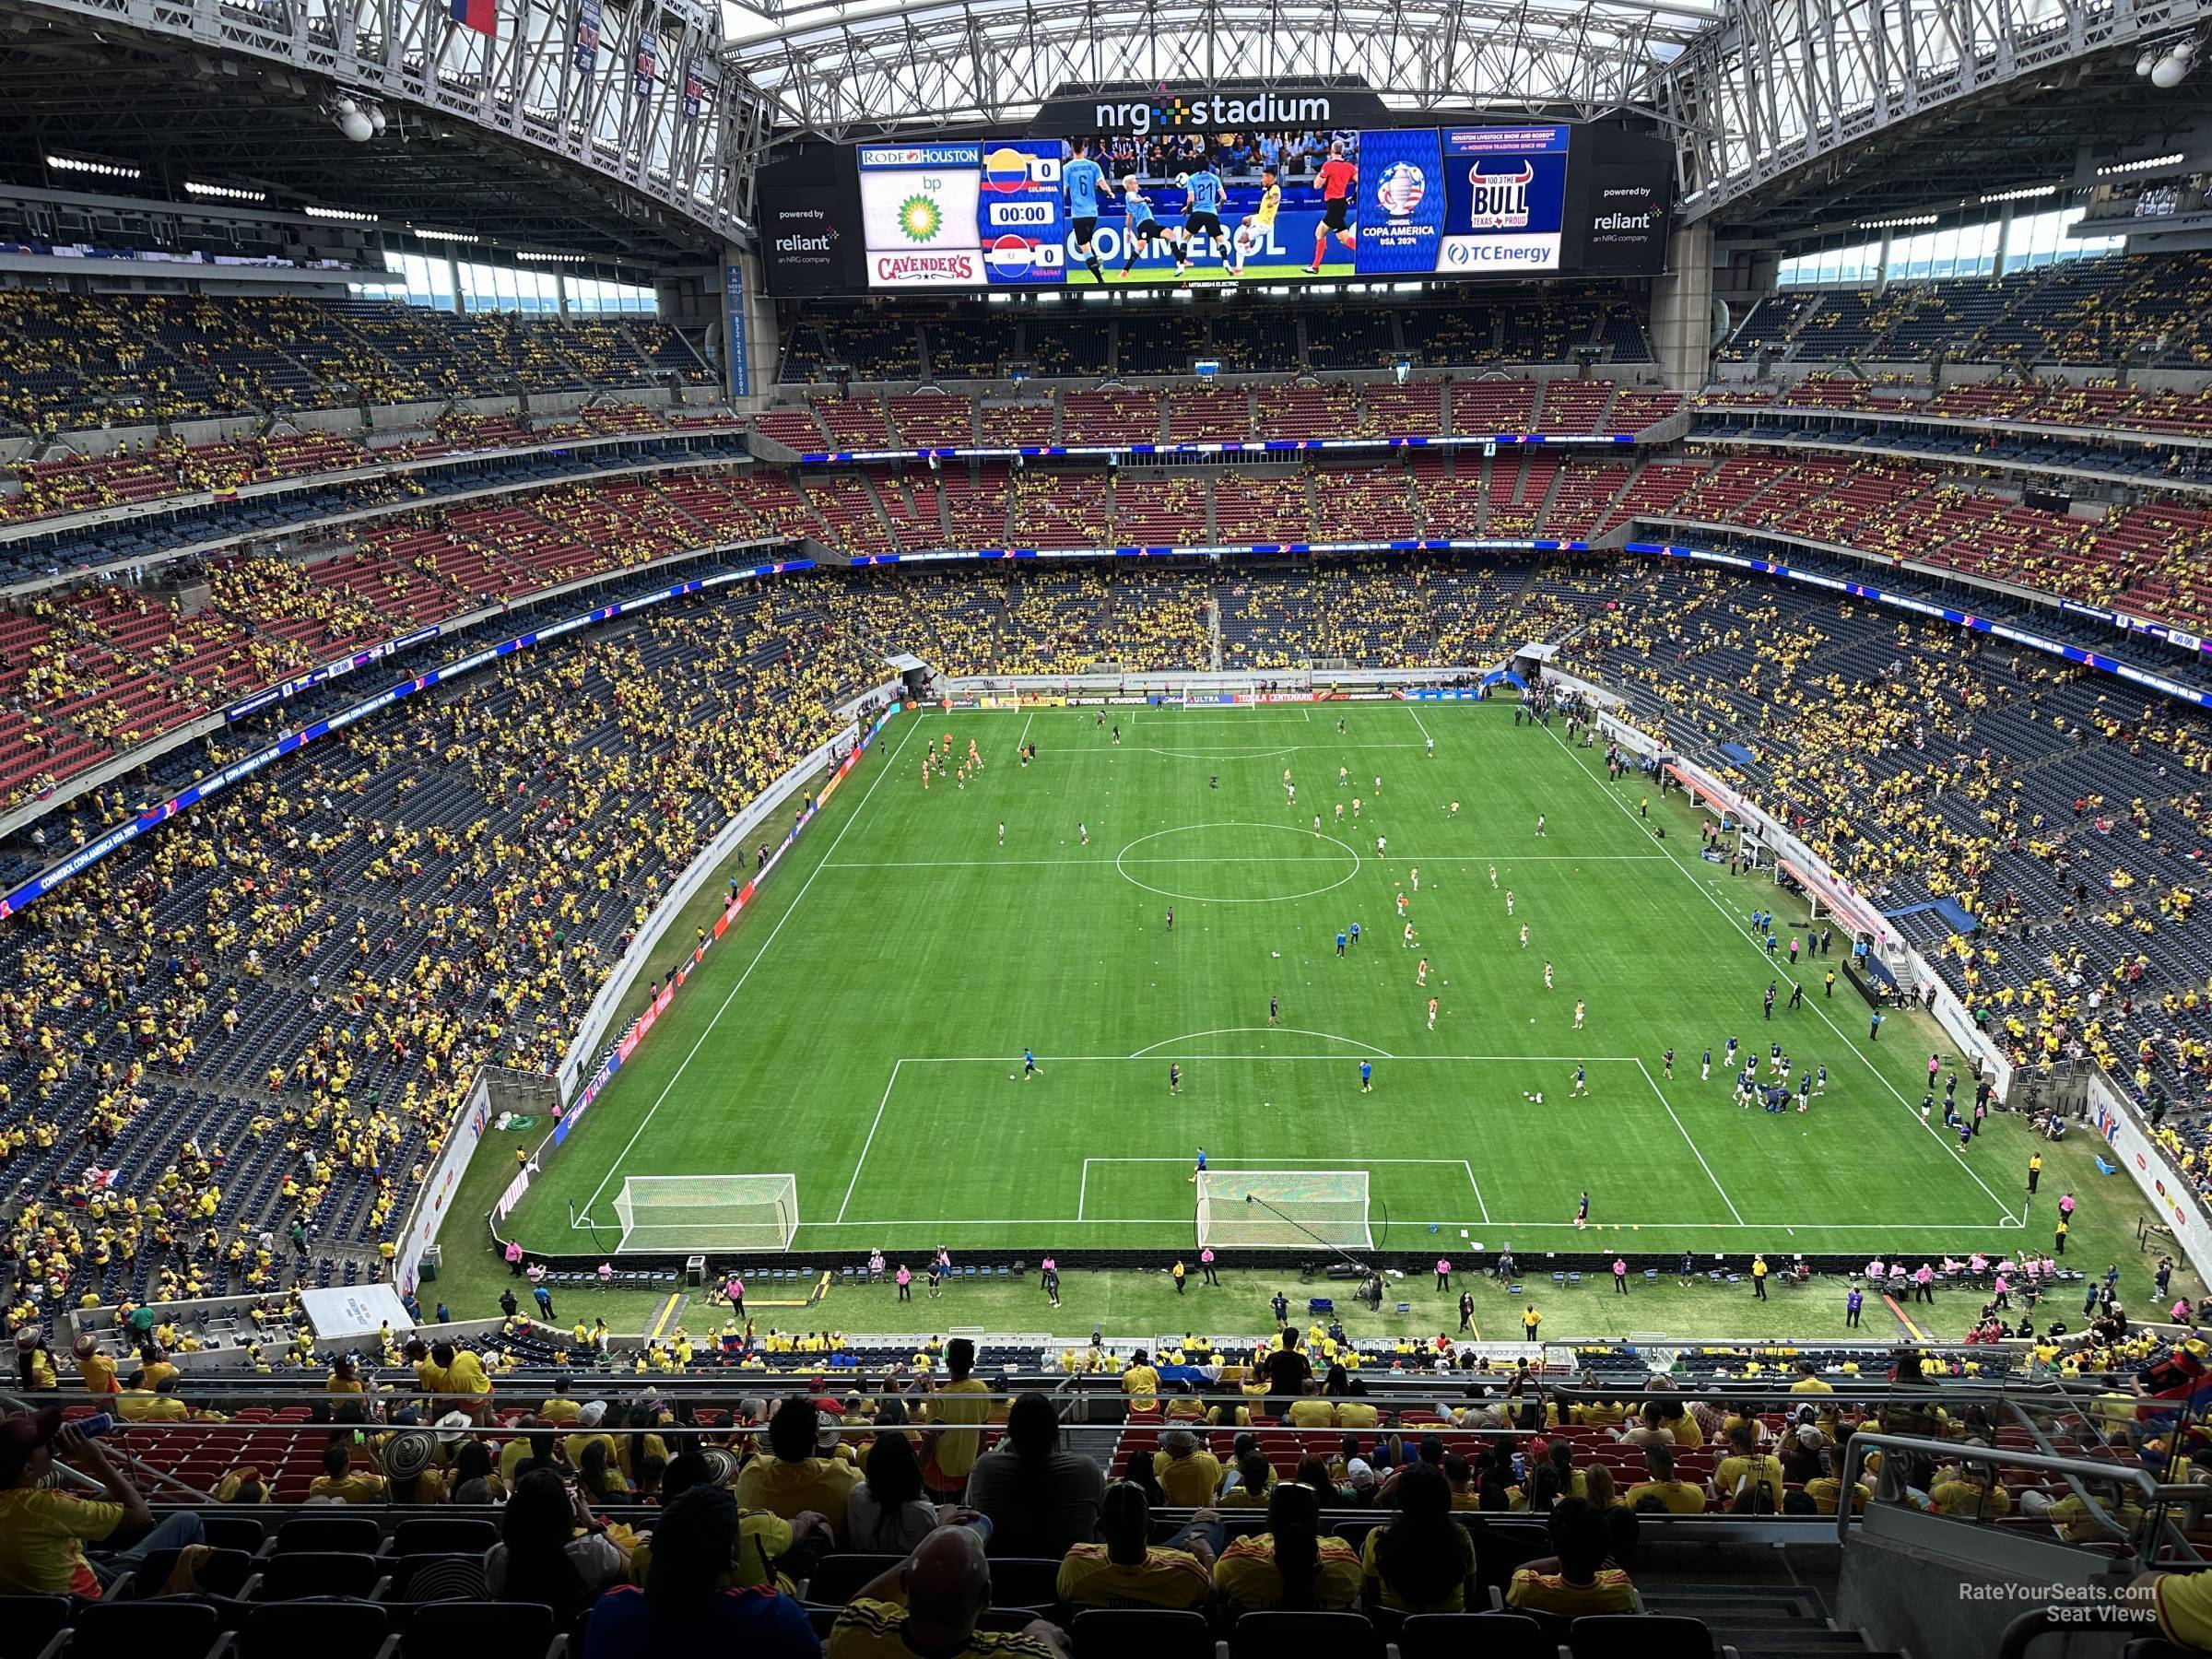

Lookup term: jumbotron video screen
[756,81,1673,294]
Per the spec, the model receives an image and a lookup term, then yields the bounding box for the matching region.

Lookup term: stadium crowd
[0,1324,2194,1653]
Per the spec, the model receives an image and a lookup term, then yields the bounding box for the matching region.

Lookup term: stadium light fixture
[1978,183,2058,205]
[2151,44,2194,88]
[2137,47,2159,75]
[1853,212,1938,230]
[45,154,140,180]
[304,205,378,222]
[185,181,268,203]
[409,226,481,243]
[516,250,588,263]
[332,96,375,143]
[2098,151,2187,177]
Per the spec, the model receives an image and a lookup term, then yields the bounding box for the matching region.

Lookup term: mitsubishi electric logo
[1088,90,1338,136]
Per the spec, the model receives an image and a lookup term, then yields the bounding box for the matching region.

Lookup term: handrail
[1836,1430,2178,1553]
[1995,1604,2159,1659]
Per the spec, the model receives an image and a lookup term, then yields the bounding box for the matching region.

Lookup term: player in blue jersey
[1176,163,1228,276]
[1064,140,1108,283]
[1119,175,1171,277]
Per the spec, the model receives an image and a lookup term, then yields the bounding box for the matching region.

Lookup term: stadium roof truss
[1656,0,2212,224]
[719,0,1723,159]
[2,0,760,249]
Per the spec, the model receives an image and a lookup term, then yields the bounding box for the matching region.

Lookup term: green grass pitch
[499,699,2091,1272]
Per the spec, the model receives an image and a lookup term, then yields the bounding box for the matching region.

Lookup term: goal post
[612,1174,798,1253]
[1194,1169,1371,1252]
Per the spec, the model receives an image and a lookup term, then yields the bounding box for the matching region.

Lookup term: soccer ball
[1174,171,1189,190]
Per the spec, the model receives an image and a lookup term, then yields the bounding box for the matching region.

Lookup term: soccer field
[505,699,2045,1263]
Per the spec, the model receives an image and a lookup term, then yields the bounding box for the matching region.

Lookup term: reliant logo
[1594,212,1654,231]
[1091,90,1335,136]
[777,232,833,253]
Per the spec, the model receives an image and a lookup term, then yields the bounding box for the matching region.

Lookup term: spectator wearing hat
[384,1430,448,1503]
[0,1406,204,1595]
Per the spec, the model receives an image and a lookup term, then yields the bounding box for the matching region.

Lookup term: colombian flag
[450,0,495,33]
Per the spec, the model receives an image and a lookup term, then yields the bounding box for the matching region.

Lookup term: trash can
[419,1244,441,1282]
[686,1254,706,1288]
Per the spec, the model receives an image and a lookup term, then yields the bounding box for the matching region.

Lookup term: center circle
[1114,822,1364,905]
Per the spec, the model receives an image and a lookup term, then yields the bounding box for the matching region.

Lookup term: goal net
[612,1174,798,1253]
[1194,1170,1371,1252]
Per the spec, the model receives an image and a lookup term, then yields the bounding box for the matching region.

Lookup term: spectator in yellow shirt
[1121,1351,1160,1413]
[1504,1498,1639,1618]
[1624,1445,1706,1514]
[735,1398,861,1541]
[1712,1424,1785,1513]
[1804,1449,1870,1517]
[309,1440,387,1504]
[0,1406,188,1596]
[1928,1462,2011,1520]
[1152,1430,1223,1507]
[1360,1464,1477,1612]
[1213,1482,1362,1613]
[920,1338,992,1498]
[1056,1481,1217,1610]
[1790,1361,1835,1395]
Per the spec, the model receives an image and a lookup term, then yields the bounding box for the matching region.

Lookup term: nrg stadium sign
[1030,79,1389,137]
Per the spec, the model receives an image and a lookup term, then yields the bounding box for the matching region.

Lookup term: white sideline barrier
[393,1068,494,1299]
[2087,1071,2212,1289]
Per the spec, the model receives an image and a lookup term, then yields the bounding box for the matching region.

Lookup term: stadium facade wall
[552,681,895,1102]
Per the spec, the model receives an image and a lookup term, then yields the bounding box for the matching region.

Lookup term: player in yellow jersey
[1229,167,1281,277]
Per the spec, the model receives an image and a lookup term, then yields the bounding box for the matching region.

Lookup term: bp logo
[1377,160,1426,217]
[896,193,943,242]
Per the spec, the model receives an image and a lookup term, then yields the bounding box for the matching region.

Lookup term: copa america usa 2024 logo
[1376,161,1426,217]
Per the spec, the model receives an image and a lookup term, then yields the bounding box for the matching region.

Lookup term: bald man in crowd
[827,1526,1069,1658]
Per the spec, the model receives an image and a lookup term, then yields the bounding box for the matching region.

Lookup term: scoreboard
[757,107,1671,296]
